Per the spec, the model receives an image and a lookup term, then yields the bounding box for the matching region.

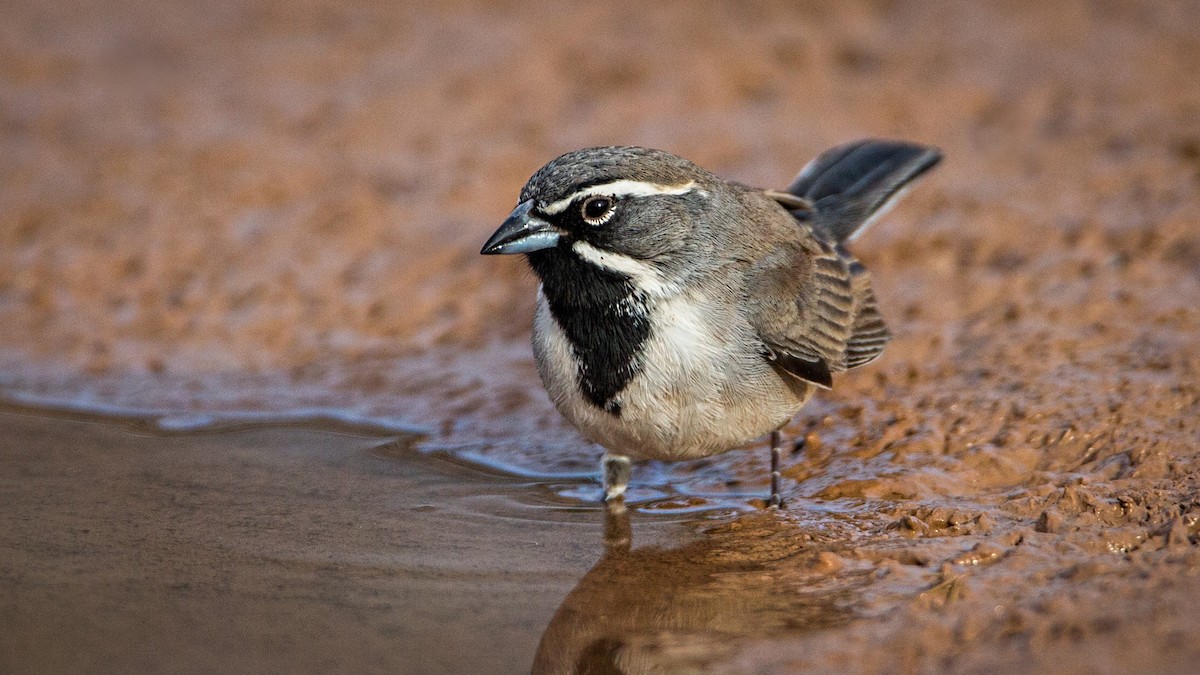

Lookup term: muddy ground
[2,0,1200,673]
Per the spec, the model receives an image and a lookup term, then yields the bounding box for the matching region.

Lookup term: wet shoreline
[5,402,1199,673]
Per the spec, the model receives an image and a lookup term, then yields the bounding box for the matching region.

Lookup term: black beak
[480,200,561,255]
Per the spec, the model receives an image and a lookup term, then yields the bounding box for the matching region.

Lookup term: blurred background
[1,0,1197,433]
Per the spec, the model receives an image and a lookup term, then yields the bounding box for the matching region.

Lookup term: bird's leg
[769,429,786,509]
[601,453,631,502]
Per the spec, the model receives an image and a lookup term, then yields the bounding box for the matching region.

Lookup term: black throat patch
[527,247,651,416]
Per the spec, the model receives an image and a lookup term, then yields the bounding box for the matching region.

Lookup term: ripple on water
[409,439,772,518]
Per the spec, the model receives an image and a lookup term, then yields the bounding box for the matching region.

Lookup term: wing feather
[749,235,890,388]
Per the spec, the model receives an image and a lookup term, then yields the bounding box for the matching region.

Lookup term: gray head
[481,146,719,266]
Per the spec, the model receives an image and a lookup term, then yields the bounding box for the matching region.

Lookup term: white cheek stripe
[541,180,697,215]
[571,241,681,298]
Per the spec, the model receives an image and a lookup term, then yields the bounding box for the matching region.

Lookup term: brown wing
[747,236,889,389]
[844,259,890,368]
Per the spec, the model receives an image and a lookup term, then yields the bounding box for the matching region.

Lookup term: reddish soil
[2,1,1200,673]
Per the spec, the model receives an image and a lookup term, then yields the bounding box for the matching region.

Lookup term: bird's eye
[580,196,614,225]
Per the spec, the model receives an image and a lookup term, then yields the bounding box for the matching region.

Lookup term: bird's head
[481,147,721,287]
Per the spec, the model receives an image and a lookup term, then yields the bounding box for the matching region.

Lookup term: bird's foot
[768,491,785,509]
[601,453,631,503]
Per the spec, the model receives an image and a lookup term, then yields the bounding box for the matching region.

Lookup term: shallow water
[0,405,875,674]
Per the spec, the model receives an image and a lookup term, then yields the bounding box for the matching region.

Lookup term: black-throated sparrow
[481,140,941,507]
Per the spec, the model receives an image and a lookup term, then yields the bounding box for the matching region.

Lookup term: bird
[481,139,941,507]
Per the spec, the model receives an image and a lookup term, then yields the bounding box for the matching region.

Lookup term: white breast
[532,287,810,462]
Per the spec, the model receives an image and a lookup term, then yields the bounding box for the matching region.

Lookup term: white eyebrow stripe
[541,180,697,215]
[571,241,682,298]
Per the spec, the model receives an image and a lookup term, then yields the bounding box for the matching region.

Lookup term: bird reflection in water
[532,498,870,674]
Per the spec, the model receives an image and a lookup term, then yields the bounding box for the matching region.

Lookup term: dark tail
[784,139,941,243]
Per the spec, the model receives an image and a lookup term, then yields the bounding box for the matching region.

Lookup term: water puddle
[0,403,891,673]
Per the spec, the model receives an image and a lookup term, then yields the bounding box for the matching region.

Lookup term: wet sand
[3,0,1200,672]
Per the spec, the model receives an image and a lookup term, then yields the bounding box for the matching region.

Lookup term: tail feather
[784,139,941,243]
